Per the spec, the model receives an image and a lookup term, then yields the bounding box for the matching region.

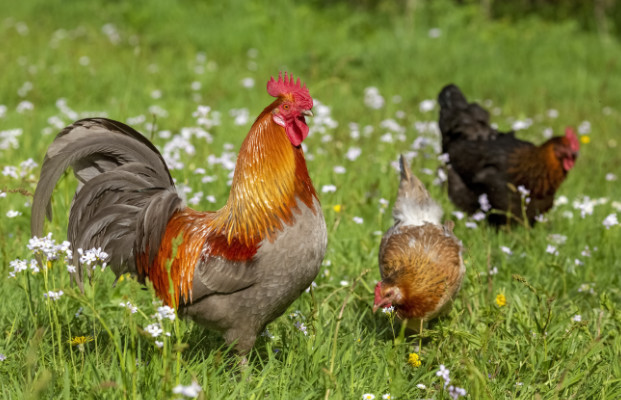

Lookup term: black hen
[437,84,580,226]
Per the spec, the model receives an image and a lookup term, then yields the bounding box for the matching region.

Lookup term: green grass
[1,0,621,398]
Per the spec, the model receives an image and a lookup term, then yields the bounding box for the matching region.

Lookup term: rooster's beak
[302,109,314,118]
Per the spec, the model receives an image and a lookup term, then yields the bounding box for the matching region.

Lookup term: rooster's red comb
[267,72,313,109]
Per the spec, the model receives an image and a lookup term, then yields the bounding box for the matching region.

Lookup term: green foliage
[1,0,621,399]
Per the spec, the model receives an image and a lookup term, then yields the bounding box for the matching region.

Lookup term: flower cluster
[119,301,138,314]
[77,247,109,270]
[436,365,467,399]
[408,352,421,367]
[155,305,176,321]
[495,294,506,307]
[28,233,72,262]
[44,290,64,301]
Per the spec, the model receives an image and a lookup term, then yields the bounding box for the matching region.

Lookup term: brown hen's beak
[302,109,314,118]
[372,299,392,313]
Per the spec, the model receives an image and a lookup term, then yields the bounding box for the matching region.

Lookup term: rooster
[31,73,327,354]
[438,84,580,226]
[373,156,465,332]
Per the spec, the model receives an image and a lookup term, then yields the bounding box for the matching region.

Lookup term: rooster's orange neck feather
[143,100,318,306]
[211,100,318,246]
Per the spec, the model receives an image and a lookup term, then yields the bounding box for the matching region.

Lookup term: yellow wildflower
[333,204,342,213]
[408,352,421,367]
[68,336,94,346]
[496,293,507,307]
[580,136,590,144]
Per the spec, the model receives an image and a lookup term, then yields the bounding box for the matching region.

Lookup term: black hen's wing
[447,133,533,222]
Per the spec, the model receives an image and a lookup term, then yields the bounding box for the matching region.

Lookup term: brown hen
[373,156,465,331]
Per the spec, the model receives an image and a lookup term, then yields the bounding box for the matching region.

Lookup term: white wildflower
[548,234,567,244]
[6,210,21,218]
[572,314,582,322]
[603,213,618,229]
[542,127,554,138]
[156,306,176,321]
[578,121,591,135]
[120,301,138,314]
[472,211,486,221]
[229,108,250,126]
[419,99,435,112]
[240,77,255,89]
[364,87,385,110]
[321,185,337,193]
[535,214,548,223]
[144,323,163,338]
[428,28,441,38]
[448,385,467,400]
[546,245,558,256]
[500,246,512,256]
[44,290,64,301]
[517,185,531,204]
[294,321,308,336]
[436,364,451,386]
[16,100,34,113]
[353,216,364,224]
[581,246,592,257]
[172,381,202,398]
[345,147,362,161]
[512,119,532,131]
[381,306,394,314]
[78,247,109,269]
[261,329,275,339]
[452,211,465,220]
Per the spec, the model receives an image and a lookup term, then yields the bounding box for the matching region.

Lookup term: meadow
[1,0,620,398]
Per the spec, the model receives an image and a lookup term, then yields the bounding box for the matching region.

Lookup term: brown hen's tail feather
[392,155,443,227]
[31,118,183,289]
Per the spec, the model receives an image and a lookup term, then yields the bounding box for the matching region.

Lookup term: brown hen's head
[554,127,580,172]
[373,281,401,313]
[267,72,314,147]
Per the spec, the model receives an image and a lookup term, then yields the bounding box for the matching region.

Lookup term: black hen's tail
[437,84,498,152]
[31,118,184,288]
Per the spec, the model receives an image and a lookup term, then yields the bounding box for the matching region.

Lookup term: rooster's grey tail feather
[31,118,183,289]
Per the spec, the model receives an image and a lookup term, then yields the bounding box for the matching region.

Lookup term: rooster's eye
[283,104,290,110]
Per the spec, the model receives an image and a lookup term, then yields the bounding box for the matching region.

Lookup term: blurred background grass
[1,0,620,399]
